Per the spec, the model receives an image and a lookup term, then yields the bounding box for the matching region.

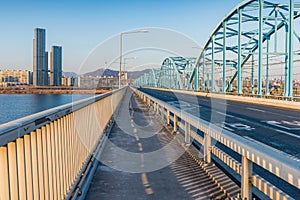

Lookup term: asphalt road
[138,88,300,198]
[139,88,300,158]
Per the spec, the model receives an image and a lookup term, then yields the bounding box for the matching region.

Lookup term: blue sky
[0,0,242,73]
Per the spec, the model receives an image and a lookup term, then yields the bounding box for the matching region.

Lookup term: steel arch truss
[134,57,197,90]
[134,69,160,87]
[196,0,300,97]
[157,57,196,89]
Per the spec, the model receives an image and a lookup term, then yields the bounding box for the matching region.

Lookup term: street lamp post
[122,57,136,86]
[119,30,148,89]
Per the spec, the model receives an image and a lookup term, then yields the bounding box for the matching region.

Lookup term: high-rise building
[50,46,62,86]
[33,28,48,86]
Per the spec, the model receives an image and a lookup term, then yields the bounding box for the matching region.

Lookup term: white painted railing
[0,87,126,200]
[134,87,300,200]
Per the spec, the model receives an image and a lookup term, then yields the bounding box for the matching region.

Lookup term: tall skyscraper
[33,28,48,86]
[50,46,62,86]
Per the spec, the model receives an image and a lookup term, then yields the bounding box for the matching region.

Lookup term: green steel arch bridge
[135,0,300,98]
[2,1,300,200]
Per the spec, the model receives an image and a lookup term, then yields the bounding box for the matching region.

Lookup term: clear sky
[0,0,242,73]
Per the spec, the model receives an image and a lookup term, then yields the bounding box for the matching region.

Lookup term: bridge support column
[241,156,253,200]
[204,133,211,163]
[166,110,170,125]
[173,115,177,133]
[185,122,191,144]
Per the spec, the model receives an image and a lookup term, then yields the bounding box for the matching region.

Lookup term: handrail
[0,88,120,146]
[133,87,300,200]
[0,87,126,200]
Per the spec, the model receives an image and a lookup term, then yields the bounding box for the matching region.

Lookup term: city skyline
[0,0,241,73]
[1,0,300,79]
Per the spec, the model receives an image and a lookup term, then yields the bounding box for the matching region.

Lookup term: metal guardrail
[0,87,126,200]
[133,87,300,200]
[141,87,300,111]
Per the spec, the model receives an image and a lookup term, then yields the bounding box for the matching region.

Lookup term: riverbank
[0,86,112,94]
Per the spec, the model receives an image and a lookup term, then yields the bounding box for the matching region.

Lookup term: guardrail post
[173,115,177,133]
[185,121,191,144]
[156,103,160,115]
[241,156,253,200]
[0,146,10,200]
[166,110,170,125]
[204,133,211,163]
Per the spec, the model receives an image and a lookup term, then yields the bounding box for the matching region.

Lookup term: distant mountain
[63,72,77,77]
[127,69,151,79]
[84,68,118,77]
[83,68,152,80]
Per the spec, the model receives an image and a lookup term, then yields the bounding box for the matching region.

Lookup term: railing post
[204,133,211,163]
[0,146,10,200]
[185,121,191,144]
[173,115,177,133]
[166,110,170,125]
[241,156,253,200]
[16,138,27,200]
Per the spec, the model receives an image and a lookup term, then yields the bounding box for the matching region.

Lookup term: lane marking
[216,111,235,118]
[282,120,300,127]
[275,129,300,139]
[247,107,265,113]
[223,122,254,131]
[216,102,229,106]
[223,126,234,132]
[265,121,300,131]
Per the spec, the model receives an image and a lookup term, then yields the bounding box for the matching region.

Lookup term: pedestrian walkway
[85,89,236,200]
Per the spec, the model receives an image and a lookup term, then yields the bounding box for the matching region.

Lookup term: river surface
[0,94,93,125]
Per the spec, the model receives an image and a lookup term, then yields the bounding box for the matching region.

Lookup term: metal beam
[223,21,227,93]
[237,8,243,94]
[258,0,264,95]
[212,36,215,92]
[288,0,294,97]
[266,38,270,95]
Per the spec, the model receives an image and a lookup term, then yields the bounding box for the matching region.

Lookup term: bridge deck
[85,90,238,199]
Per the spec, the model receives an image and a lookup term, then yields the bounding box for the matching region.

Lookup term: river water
[0,94,93,125]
